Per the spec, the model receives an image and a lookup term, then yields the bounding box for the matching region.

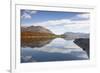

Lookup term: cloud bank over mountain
[21,10,90,34]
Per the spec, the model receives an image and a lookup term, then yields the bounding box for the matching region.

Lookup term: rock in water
[74,38,89,58]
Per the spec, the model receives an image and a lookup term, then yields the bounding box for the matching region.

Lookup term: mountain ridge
[21,26,53,34]
[62,32,89,39]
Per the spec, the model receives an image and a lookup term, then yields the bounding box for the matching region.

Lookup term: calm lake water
[21,38,89,63]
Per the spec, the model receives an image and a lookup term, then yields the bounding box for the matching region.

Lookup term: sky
[21,9,90,35]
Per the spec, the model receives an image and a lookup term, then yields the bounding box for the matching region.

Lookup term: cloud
[32,18,89,27]
[71,13,90,20]
[32,18,89,33]
[64,20,89,29]
[76,14,90,19]
[21,12,90,33]
[21,12,31,19]
[33,19,72,27]
[64,23,89,33]
[30,11,37,14]
[21,10,37,19]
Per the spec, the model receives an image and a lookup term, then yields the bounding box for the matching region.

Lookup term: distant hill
[21,26,54,37]
[21,26,53,34]
[63,32,89,39]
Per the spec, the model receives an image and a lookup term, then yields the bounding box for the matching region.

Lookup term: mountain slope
[21,26,54,37]
[21,26,53,34]
[63,32,89,39]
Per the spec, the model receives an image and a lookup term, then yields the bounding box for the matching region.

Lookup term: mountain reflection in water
[21,38,89,63]
[21,38,54,48]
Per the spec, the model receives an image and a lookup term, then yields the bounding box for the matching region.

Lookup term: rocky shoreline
[74,38,89,58]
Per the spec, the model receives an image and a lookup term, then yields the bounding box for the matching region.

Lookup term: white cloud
[21,10,37,19]
[63,19,89,28]
[77,14,90,19]
[32,19,72,27]
[24,10,37,14]
[64,23,89,33]
[71,13,90,20]
[30,11,37,14]
[30,19,89,34]
[64,23,89,30]
[21,13,90,33]
[21,12,31,19]
[32,18,89,27]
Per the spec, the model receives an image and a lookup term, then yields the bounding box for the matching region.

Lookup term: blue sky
[21,9,90,35]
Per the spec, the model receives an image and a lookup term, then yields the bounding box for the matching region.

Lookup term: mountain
[21,37,54,48]
[21,26,55,37]
[63,32,89,39]
[21,26,53,34]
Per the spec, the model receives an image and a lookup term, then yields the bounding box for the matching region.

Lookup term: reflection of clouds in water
[21,47,88,63]
[30,47,88,59]
[46,38,80,49]
[21,55,37,63]
[70,51,88,59]
[21,38,89,62]
[32,47,82,54]
[29,38,83,54]
[22,47,88,60]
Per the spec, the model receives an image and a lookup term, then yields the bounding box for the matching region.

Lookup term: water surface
[21,38,89,63]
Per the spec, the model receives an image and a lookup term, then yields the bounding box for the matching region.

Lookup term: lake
[21,38,89,63]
